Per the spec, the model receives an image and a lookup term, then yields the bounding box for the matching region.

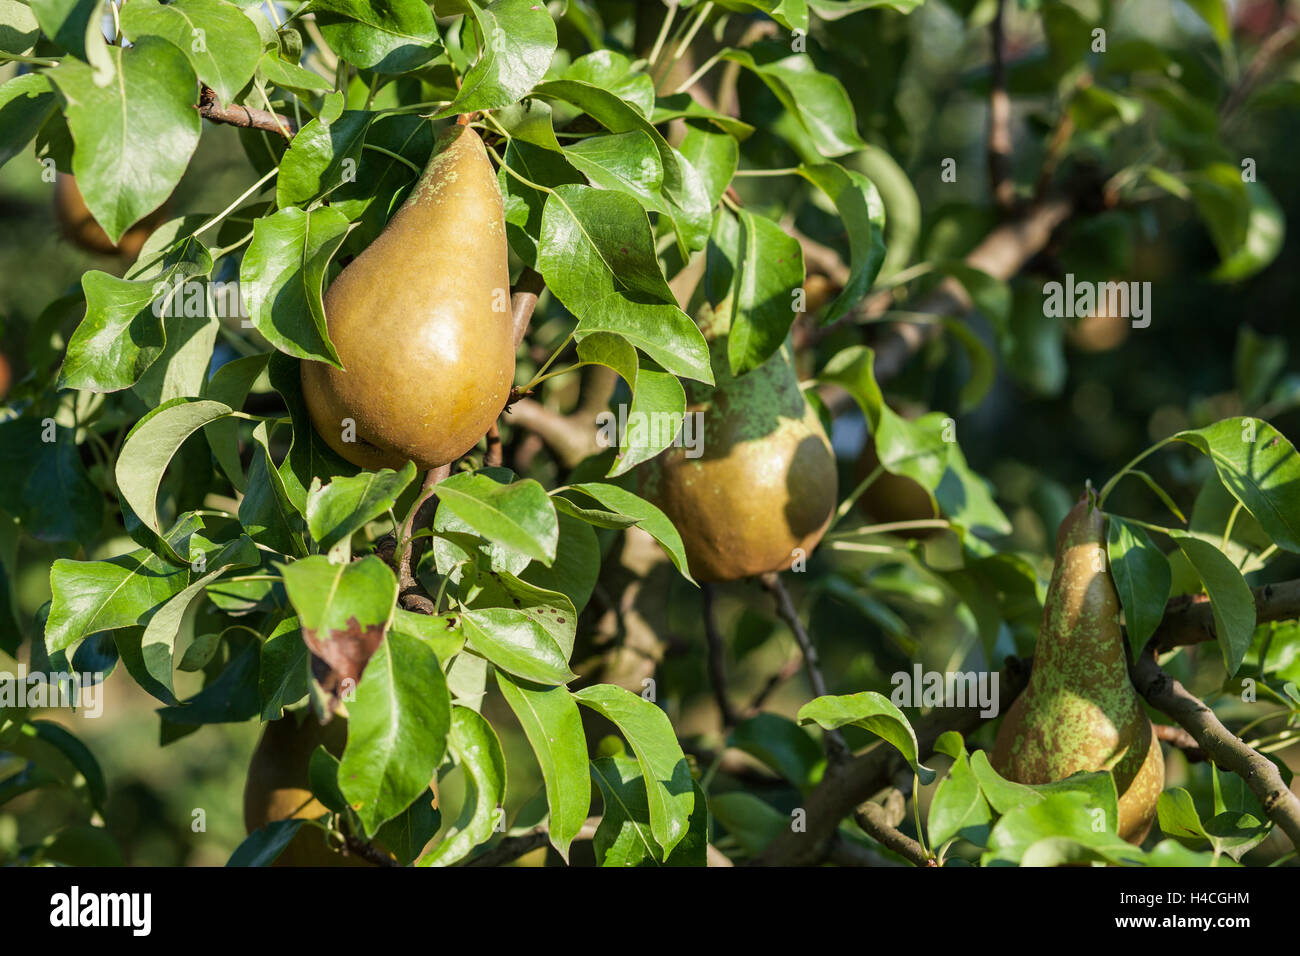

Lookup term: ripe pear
[243,714,376,867]
[992,494,1164,844]
[855,440,939,538]
[55,174,164,259]
[638,306,837,582]
[301,124,514,470]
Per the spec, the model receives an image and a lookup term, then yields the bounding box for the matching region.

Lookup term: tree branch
[758,572,849,763]
[1131,649,1300,852]
[198,86,297,139]
[854,801,935,867]
[987,0,1015,214]
[511,267,545,348]
[397,465,450,614]
[1153,723,1206,763]
[1153,579,1300,653]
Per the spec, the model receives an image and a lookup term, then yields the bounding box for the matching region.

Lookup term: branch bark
[1132,650,1300,852]
[987,0,1015,214]
[397,465,450,614]
[1153,579,1300,653]
[854,801,935,867]
[198,86,296,138]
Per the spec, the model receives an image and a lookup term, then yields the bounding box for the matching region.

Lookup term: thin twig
[344,834,400,867]
[483,422,503,468]
[701,584,739,728]
[198,86,297,139]
[758,572,849,763]
[511,267,545,347]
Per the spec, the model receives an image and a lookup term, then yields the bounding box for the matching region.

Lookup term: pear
[54,173,164,259]
[992,494,1164,843]
[855,440,939,538]
[301,124,514,470]
[243,714,377,867]
[639,306,837,582]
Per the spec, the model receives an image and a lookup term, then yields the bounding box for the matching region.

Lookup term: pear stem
[397,466,452,614]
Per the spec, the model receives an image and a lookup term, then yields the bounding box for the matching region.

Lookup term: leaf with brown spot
[279,555,398,713]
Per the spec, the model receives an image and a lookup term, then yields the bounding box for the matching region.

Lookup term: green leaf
[338,629,451,834]
[563,131,665,213]
[227,819,303,866]
[574,332,685,477]
[61,237,214,393]
[258,616,311,720]
[0,417,102,543]
[276,110,370,209]
[120,0,263,105]
[457,607,575,685]
[1186,163,1285,282]
[0,73,56,170]
[309,0,439,73]
[982,790,1141,866]
[306,462,416,550]
[115,399,233,563]
[48,38,201,242]
[495,671,590,860]
[573,684,694,855]
[202,353,270,492]
[239,205,351,364]
[139,535,258,696]
[536,184,712,384]
[797,162,886,323]
[927,732,991,847]
[728,713,826,792]
[419,706,506,866]
[241,422,307,557]
[797,692,934,782]
[565,482,693,582]
[590,758,709,866]
[718,45,866,157]
[707,207,804,375]
[1169,532,1256,676]
[708,790,789,857]
[435,472,559,565]
[1107,515,1172,660]
[267,352,359,514]
[1175,417,1300,555]
[563,50,654,117]
[434,0,555,116]
[280,554,396,656]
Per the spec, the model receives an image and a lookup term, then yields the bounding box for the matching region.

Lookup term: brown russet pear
[301,124,514,470]
[54,173,164,259]
[639,305,837,582]
[244,714,378,867]
[855,440,940,538]
[992,494,1164,844]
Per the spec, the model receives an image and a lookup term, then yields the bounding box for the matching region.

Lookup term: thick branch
[198,86,296,139]
[1132,650,1300,852]
[504,398,602,467]
[1153,579,1300,653]
[854,801,934,867]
